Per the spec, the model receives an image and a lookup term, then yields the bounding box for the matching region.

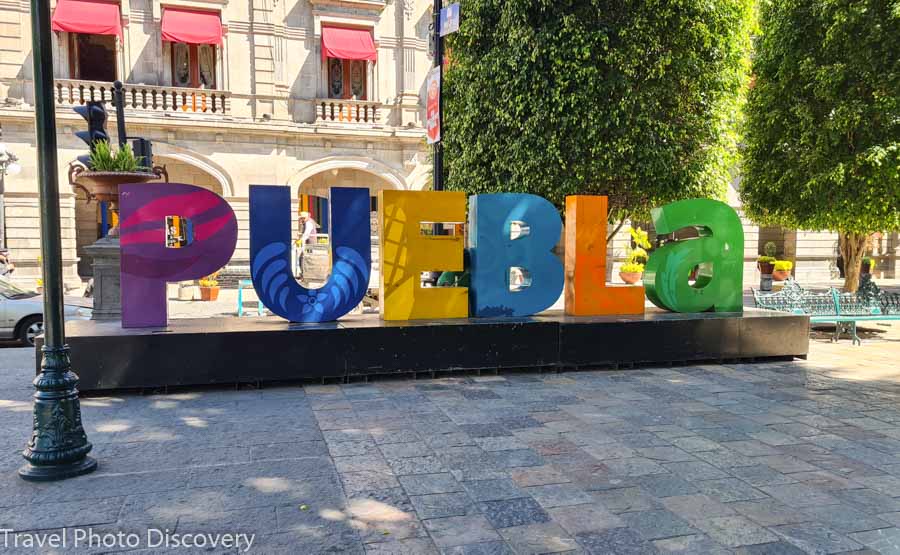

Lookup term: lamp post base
[18,456,97,482]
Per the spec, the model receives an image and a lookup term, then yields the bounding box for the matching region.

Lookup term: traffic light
[131,138,153,170]
[73,101,109,168]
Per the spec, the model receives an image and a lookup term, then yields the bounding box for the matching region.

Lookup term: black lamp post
[19,0,97,481]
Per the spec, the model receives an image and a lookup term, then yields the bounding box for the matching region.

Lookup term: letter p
[120,183,237,328]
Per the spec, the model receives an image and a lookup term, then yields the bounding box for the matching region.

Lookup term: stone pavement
[0,324,899,554]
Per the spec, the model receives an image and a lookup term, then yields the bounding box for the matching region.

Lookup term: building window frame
[65,32,119,82]
[170,42,217,89]
[315,16,378,103]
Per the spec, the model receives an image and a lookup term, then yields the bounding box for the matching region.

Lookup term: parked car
[0,278,92,346]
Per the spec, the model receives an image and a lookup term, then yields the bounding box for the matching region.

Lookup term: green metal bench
[753,275,900,345]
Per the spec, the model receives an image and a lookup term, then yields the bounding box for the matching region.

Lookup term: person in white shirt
[300,211,317,245]
[296,211,318,276]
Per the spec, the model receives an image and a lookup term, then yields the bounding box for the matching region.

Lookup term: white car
[0,278,92,346]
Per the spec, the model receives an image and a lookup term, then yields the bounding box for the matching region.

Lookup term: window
[171,43,217,89]
[68,33,117,82]
[327,58,366,100]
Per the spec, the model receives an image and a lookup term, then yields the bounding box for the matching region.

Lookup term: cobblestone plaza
[1,321,899,554]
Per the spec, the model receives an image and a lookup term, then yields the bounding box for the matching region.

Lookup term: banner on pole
[426,66,441,144]
[440,3,460,36]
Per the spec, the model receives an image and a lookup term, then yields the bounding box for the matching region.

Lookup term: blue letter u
[250,185,371,322]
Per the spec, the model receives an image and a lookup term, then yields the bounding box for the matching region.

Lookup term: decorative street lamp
[19,0,97,481]
[0,142,23,249]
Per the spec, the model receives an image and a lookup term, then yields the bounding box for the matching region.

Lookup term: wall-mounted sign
[426,66,441,144]
[440,3,460,36]
[119,184,745,328]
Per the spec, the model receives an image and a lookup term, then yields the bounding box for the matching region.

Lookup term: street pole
[432,0,443,192]
[113,80,127,148]
[19,0,97,481]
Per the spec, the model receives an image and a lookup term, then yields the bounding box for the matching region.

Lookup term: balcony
[315,99,382,125]
[55,79,231,116]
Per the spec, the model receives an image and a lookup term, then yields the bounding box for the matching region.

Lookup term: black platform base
[43,309,810,392]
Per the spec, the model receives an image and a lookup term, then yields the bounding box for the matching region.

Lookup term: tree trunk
[839,231,867,292]
[607,219,627,244]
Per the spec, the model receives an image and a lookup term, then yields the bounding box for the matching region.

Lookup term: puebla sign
[119,184,744,328]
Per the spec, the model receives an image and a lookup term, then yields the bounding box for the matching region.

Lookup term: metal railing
[55,79,231,116]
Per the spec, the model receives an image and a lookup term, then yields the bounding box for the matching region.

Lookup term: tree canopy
[741,0,900,290]
[441,0,755,224]
[741,0,900,234]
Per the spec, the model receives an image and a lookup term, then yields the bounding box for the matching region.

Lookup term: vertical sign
[440,3,460,36]
[426,66,441,144]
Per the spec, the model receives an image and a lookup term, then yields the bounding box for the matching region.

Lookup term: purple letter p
[120,183,237,328]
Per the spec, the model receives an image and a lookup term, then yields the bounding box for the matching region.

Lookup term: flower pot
[619,271,642,284]
[71,170,160,203]
[199,286,220,301]
[772,270,791,281]
[757,262,775,275]
[70,166,167,237]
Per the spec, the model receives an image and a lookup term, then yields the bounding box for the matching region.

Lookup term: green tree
[442,0,755,236]
[741,0,900,292]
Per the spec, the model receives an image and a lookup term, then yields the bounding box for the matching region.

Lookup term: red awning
[51,0,122,39]
[161,7,222,45]
[321,26,377,63]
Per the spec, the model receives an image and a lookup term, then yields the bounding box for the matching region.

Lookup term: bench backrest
[857,274,899,315]
[753,277,885,316]
[753,279,808,313]
[831,288,881,316]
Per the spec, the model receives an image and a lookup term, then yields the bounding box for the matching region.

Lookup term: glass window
[173,43,191,87]
[171,43,217,89]
[327,58,367,100]
[198,45,215,88]
[350,60,365,99]
[328,58,344,98]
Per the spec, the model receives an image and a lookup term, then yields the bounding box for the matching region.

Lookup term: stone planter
[70,167,163,237]
[619,271,642,285]
[177,281,197,301]
[69,164,168,321]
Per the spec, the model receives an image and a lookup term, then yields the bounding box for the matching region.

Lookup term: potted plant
[198,272,220,301]
[861,256,875,276]
[772,260,793,281]
[758,241,777,274]
[619,262,645,284]
[69,140,165,237]
[619,227,652,284]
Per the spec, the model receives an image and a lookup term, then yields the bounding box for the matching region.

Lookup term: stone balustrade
[55,79,231,116]
[315,99,382,125]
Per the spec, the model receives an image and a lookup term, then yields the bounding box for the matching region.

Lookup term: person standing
[296,211,318,277]
[0,248,15,277]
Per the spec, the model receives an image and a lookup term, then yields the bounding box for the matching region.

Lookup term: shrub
[88,140,148,172]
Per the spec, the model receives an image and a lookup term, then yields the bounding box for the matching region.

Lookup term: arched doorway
[296,167,398,238]
[156,157,225,195]
[291,162,402,300]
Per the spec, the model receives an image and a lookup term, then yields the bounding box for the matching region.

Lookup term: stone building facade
[1,0,433,287]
